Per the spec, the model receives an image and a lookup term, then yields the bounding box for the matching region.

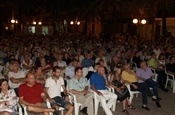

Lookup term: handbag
[112,80,130,101]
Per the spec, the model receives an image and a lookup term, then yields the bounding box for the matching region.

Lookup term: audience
[0,32,174,114]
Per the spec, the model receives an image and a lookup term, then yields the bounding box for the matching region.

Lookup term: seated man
[68,67,94,115]
[147,52,168,92]
[8,61,26,96]
[121,63,150,111]
[65,59,79,79]
[45,66,73,115]
[90,66,117,115]
[166,56,175,73]
[136,61,161,107]
[18,72,59,115]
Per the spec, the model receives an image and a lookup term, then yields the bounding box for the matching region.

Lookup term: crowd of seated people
[0,32,174,114]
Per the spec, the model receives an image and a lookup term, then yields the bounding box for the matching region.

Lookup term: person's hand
[64,96,70,102]
[131,84,138,89]
[49,98,55,103]
[81,89,88,95]
[35,103,44,107]
[66,76,71,80]
[97,91,103,96]
[0,101,6,105]
[102,74,107,80]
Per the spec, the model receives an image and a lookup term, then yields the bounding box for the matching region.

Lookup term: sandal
[128,105,135,110]
[122,109,129,114]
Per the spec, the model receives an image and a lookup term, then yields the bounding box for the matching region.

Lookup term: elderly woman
[0,79,18,115]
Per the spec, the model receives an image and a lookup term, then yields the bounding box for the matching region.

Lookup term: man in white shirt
[8,61,26,95]
[45,66,73,115]
[56,53,67,69]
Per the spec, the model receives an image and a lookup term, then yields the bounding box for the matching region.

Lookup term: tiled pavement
[77,87,175,115]
[97,87,175,115]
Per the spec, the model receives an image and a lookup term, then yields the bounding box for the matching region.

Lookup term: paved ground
[96,87,175,115]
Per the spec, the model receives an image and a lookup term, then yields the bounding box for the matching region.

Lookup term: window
[28,26,35,33]
[42,26,48,35]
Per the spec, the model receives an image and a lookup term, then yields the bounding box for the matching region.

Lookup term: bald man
[18,72,59,115]
[90,66,117,115]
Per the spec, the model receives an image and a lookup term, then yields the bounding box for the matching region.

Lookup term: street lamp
[11,19,15,23]
[141,19,146,24]
[133,19,138,24]
[132,19,147,25]
[132,19,147,37]
[77,21,80,25]
[33,21,36,25]
[38,22,42,25]
[70,21,74,25]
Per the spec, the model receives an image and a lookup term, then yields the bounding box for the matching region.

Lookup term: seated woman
[33,66,47,86]
[109,68,135,114]
[0,79,18,115]
[40,58,52,74]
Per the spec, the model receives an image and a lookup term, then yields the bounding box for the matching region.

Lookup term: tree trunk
[162,0,166,40]
[83,16,88,35]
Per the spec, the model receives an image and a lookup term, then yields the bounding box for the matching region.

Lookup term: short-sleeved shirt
[81,58,94,68]
[8,70,26,88]
[45,76,64,98]
[65,66,75,78]
[19,83,44,104]
[68,77,88,91]
[121,70,137,83]
[136,67,153,80]
[147,58,158,68]
[90,72,106,90]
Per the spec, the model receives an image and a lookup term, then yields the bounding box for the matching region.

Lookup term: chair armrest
[152,74,158,82]
[68,91,77,103]
[17,103,23,115]
[167,72,175,80]
[167,71,175,76]
[106,86,115,93]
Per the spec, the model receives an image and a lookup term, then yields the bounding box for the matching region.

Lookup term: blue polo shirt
[90,72,106,90]
[81,58,94,68]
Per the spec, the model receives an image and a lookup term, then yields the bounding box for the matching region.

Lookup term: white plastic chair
[67,91,82,115]
[20,99,64,115]
[67,80,82,115]
[17,103,23,115]
[165,71,175,93]
[93,89,116,115]
[152,73,158,82]
[125,84,140,103]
